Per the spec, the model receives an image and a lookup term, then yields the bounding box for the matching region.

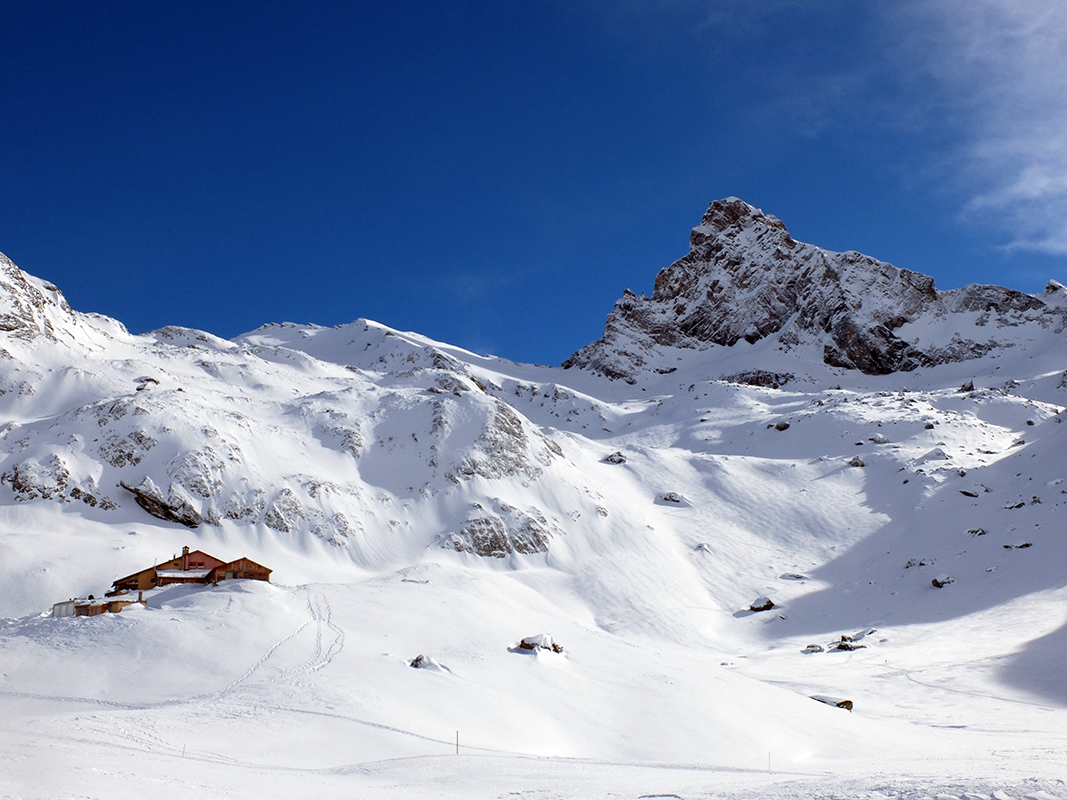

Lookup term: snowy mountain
[2,203,1066,799]
[565,197,1067,380]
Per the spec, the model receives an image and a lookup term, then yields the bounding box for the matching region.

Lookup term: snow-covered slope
[2,202,1066,799]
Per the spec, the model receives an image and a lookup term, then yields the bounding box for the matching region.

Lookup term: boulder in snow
[917,447,949,463]
[847,456,865,468]
[843,628,876,642]
[931,573,955,588]
[810,695,853,712]
[517,634,563,653]
[749,596,775,612]
[409,654,445,670]
[601,451,627,464]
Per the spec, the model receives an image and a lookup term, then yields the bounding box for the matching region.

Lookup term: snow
[0,233,1066,799]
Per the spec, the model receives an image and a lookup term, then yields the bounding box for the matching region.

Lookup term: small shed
[58,596,145,617]
[52,599,78,618]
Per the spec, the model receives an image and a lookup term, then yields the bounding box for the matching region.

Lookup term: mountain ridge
[0,199,1063,592]
[2,201,1067,793]
[564,197,1066,382]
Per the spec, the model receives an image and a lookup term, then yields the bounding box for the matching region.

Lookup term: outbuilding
[209,557,272,583]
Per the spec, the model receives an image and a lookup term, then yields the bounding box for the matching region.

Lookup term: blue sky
[2,1,1065,364]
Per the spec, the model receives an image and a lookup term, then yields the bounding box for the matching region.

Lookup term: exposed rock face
[564,198,1063,380]
[263,487,304,533]
[721,370,794,389]
[0,253,78,341]
[2,456,72,501]
[448,400,561,483]
[1,455,116,509]
[99,431,157,468]
[442,500,557,558]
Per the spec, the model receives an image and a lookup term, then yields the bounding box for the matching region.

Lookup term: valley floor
[3,573,1066,800]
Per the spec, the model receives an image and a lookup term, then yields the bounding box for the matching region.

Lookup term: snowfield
[1,201,1066,798]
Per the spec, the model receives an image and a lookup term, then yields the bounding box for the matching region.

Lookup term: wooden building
[109,545,272,594]
[207,557,272,583]
[112,546,227,591]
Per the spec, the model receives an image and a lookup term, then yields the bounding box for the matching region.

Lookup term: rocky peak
[564,199,1063,381]
[695,196,788,236]
[0,252,77,341]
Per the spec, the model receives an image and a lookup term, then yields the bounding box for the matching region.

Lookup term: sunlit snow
[1,230,1065,799]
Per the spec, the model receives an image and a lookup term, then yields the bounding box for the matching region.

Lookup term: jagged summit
[564,198,1064,381]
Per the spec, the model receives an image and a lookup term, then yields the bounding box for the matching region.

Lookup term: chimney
[182,545,190,570]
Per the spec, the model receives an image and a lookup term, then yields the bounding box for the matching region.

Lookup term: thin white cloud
[608,1,1067,254]
[892,0,1067,254]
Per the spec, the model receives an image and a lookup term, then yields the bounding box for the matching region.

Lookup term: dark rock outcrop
[517,634,564,653]
[749,596,775,612]
[721,370,794,389]
[121,478,205,528]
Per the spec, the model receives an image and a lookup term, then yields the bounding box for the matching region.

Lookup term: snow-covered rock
[750,596,775,612]
[517,634,563,653]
